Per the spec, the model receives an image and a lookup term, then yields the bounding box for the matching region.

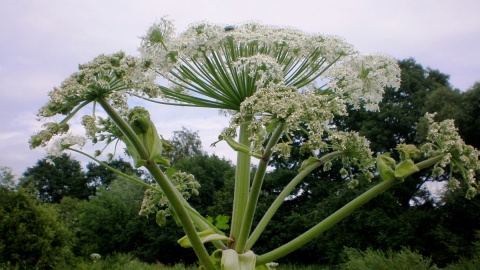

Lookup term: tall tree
[174,154,235,216]
[0,166,15,190]
[167,127,205,164]
[20,154,91,203]
[458,82,480,149]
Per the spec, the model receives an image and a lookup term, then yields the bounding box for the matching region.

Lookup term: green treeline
[1,58,480,269]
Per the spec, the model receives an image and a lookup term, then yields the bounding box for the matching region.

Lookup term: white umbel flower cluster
[224,82,346,154]
[45,134,86,157]
[324,55,401,111]
[138,19,401,164]
[139,20,365,108]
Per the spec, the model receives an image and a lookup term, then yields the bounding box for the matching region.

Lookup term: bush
[444,254,480,270]
[0,187,74,269]
[340,247,437,270]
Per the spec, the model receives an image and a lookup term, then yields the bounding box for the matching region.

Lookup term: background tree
[0,166,15,190]
[167,127,205,164]
[459,82,480,149]
[20,154,91,203]
[423,81,480,149]
[72,176,146,256]
[174,154,235,216]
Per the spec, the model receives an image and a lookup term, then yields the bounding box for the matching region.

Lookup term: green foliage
[85,157,142,190]
[340,247,437,270]
[64,174,198,264]
[444,254,480,270]
[20,154,91,203]
[206,215,230,231]
[275,265,330,270]
[173,154,235,216]
[458,82,480,149]
[429,188,480,266]
[73,253,193,270]
[167,127,205,164]
[73,177,147,256]
[0,166,16,190]
[0,187,74,269]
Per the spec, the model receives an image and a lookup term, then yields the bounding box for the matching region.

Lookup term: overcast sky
[1,0,479,178]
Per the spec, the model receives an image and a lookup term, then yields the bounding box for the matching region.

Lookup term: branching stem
[97,98,215,270]
[246,151,343,250]
[255,154,445,265]
[235,122,285,253]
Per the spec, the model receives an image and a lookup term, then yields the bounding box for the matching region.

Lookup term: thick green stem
[415,155,444,170]
[230,120,252,248]
[235,123,285,253]
[246,151,343,250]
[97,99,215,270]
[255,154,445,265]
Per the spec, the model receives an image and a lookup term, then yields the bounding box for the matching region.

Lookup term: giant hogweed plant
[30,19,480,269]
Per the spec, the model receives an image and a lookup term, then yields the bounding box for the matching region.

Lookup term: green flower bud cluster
[139,168,200,226]
[328,131,375,172]
[124,106,170,168]
[328,131,375,188]
[420,113,480,199]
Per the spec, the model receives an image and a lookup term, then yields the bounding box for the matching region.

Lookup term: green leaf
[165,167,178,178]
[222,135,262,159]
[376,154,396,181]
[215,215,230,230]
[177,229,233,248]
[154,156,170,167]
[394,159,419,179]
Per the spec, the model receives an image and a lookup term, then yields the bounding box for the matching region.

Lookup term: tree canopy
[20,154,91,203]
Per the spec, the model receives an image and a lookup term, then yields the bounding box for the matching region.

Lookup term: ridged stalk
[235,122,285,253]
[229,120,252,248]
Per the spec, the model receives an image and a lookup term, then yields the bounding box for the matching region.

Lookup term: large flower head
[139,20,401,161]
[140,20,390,111]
